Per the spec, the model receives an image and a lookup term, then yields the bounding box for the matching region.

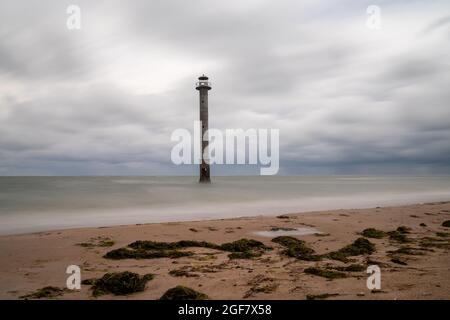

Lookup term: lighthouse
[196,75,211,183]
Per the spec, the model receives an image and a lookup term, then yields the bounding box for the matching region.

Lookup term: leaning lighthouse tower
[196,75,211,183]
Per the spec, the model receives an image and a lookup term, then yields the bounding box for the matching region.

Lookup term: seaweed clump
[160,286,208,300]
[436,232,449,237]
[304,267,346,279]
[387,226,412,243]
[220,238,272,259]
[327,238,375,262]
[306,293,339,300]
[105,238,270,260]
[442,220,450,228]
[419,237,450,249]
[169,269,199,278]
[361,228,386,239]
[329,264,366,272]
[20,286,65,299]
[104,240,220,260]
[83,271,154,296]
[77,236,115,248]
[271,236,321,261]
[129,240,221,250]
[104,247,193,260]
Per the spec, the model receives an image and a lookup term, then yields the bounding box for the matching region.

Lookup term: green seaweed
[304,267,346,279]
[104,247,193,260]
[361,228,386,239]
[20,286,65,299]
[387,231,411,243]
[85,271,154,296]
[221,239,271,259]
[220,238,270,252]
[420,237,450,249]
[327,238,375,262]
[105,238,270,260]
[160,286,208,300]
[390,257,407,265]
[270,227,296,231]
[388,246,427,255]
[330,264,366,272]
[77,237,115,248]
[436,232,449,237]
[228,251,262,259]
[272,236,321,261]
[169,269,199,277]
[129,240,221,251]
[306,293,339,300]
[396,226,411,233]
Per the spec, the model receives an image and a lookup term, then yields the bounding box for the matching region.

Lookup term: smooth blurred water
[1,176,450,235]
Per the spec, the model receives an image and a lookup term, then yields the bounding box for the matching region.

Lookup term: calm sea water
[1,176,450,235]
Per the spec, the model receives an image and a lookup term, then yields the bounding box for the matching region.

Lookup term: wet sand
[0,201,449,300]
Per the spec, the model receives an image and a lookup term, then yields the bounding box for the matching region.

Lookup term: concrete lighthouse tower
[196,75,211,183]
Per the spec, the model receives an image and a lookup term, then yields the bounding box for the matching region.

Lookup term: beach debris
[160,286,208,300]
[366,258,390,268]
[169,263,228,276]
[442,220,450,227]
[328,264,366,272]
[270,227,296,231]
[436,232,449,237]
[327,238,376,262]
[104,247,193,259]
[228,251,262,259]
[371,289,387,294]
[361,228,387,239]
[390,257,408,265]
[304,267,347,279]
[20,286,66,299]
[194,253,218,261]
[129,240,221,250]
[388,246,428,256]
[306,293,340,300]
[387,226,412,243]
[244,275,278,298]
[76,236,115,248]
[220,238,272,259]
[189,228,199,232]
[104,238,271,260]
[420,223,427,227]
[276,215,290,219]
[82,271,154,296]
[272,236,321,261]
[169,269,199,278]
[419,236,450,249]
[396,226,412,233]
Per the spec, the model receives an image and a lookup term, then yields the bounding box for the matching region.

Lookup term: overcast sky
[0,0,449,175]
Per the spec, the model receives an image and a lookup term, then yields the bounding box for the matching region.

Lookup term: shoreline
[3,194,450,237]
[0,201,449,300]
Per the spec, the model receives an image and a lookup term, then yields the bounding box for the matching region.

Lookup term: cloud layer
[0,0,449,175]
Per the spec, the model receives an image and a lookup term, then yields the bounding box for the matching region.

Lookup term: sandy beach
[0,201,449,300]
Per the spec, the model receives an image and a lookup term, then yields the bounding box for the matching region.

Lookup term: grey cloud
[0,0,449,175]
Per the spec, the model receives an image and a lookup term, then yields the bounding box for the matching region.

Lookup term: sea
[0,176,450,235]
